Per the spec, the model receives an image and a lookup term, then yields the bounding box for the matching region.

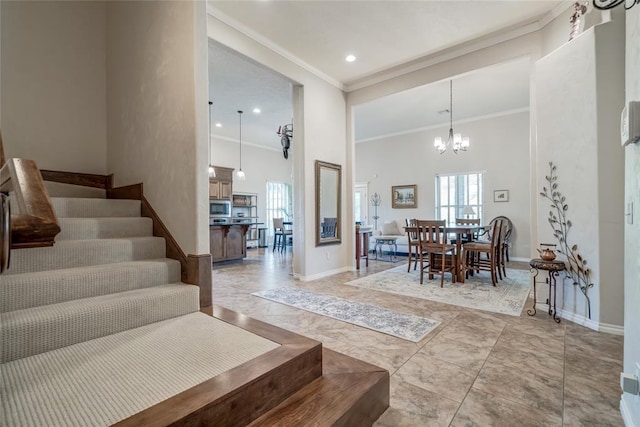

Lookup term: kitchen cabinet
[209,166,233,200]
[210,224,247,263]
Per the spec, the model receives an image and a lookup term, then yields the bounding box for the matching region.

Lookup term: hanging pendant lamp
[208,101,216,178]
[235,110,246,181]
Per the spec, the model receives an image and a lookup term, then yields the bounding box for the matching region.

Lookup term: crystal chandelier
[434,80,470,154]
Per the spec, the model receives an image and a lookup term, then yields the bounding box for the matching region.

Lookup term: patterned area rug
[252,287,440,342]
[345,266,532,316]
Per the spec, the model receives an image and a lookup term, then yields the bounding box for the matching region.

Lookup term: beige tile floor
[212,249,624,426]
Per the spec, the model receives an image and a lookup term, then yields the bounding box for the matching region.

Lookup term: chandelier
[434,80,469,154]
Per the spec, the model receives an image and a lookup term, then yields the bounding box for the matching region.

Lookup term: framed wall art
[494,190,509,203]
[392,185,417,208]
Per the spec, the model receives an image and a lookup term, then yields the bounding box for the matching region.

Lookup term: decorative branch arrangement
[540,162,594,318]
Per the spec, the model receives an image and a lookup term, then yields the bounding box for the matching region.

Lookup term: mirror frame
[315,160,342,246]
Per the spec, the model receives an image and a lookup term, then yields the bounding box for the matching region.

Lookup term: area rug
[345,266,532,316]
[252,287,440,342]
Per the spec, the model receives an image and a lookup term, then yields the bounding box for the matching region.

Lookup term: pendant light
[235,110,246,181]
[208,101,216,178]
[434,80,470,154]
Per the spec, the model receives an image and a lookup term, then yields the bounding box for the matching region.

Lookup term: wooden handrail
[1,158,61,249]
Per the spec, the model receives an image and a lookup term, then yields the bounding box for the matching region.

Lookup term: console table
[528,258,566,323]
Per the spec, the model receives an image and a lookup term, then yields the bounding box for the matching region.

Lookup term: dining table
[405,224,486,283]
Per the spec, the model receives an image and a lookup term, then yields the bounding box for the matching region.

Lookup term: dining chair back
[414,219,457,287]
[405,219,420,272]
[461,218,503,285]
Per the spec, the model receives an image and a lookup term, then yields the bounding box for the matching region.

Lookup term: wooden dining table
[405,224,486,283]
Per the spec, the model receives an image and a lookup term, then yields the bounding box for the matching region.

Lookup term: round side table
[528,258,566,323]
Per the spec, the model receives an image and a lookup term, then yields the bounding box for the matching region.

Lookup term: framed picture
[392,185,417,208]
[494,190,509,203]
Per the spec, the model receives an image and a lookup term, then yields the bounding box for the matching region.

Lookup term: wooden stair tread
[247,348,389,427]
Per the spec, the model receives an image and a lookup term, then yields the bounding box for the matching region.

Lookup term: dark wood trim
[40,169,113,189]
[0,130,5,167]
[115,306,323,427]
[187,254,212,308]
[1,158,60,248]
[106,183,143,201]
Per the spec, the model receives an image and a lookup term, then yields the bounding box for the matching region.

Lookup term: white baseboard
[621,393,639,427]
[296,266,352,282]
[536,303,624,335]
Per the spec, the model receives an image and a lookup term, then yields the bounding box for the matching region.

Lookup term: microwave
[209,199,231,218]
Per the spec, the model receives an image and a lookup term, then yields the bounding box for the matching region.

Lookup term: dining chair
[461,218,503,286]
[414,219,457,287]
[273,217,292,252]
[478,216,512,277]
[321,217,337,238]
[405,219,420,272]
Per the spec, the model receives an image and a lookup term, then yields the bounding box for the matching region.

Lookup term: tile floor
[212,249,624,426]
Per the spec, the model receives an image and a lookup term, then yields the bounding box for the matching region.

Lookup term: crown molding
[207,4,344,91]
[355,107,530,144]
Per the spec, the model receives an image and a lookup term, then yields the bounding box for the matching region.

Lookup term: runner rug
[252,287,440,342]
[345,266,531,316]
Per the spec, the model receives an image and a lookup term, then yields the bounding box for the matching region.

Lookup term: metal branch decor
[540,162,594,318]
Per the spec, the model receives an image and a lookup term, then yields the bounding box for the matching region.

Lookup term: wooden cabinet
[210,224,247,263]
[209,166,233,200]
[209,180,232,199]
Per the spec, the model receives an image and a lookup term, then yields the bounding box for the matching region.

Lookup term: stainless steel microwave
[209,200,231,218]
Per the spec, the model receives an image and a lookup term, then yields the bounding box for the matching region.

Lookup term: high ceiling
[208,1,569,148]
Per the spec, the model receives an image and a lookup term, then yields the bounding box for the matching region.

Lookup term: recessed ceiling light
[215,123,222,127]
[345,55,356,63]
[253,108,261,114]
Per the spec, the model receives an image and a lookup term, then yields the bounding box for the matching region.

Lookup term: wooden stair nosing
[115,306,323,427]
[247,348,390,427]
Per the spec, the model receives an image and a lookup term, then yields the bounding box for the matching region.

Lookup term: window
[266,182,293,237]
[435,172,483,225]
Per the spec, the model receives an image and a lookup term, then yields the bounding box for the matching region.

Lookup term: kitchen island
[210,221,262,263]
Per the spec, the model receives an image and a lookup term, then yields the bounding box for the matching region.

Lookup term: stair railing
[0,132,60,253]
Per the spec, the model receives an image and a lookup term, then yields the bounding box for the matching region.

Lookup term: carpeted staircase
[0,197,281,426]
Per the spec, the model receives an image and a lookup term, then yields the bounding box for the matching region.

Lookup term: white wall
[207,14,348,279]
[1,1,107,174]
[355,111,531,259]
[106,0,209,255]
[535,19,625,329]
[623,5,640,426]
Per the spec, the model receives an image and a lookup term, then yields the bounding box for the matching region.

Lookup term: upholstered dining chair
[461,218,503,286]
[272,217,292,252]
[405,219,420,272]
[414,219,457,287]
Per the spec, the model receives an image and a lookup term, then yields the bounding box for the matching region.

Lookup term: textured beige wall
[623,5,640,425]
[535,19,625,328]
[106,1,208,255]
[1,1,107,173]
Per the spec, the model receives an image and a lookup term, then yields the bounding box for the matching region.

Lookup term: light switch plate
[621,373,640,395]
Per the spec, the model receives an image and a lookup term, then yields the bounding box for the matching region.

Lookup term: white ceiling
[207,1,568,148]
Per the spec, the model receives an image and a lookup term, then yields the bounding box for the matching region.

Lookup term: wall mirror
[315,160,341,246]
